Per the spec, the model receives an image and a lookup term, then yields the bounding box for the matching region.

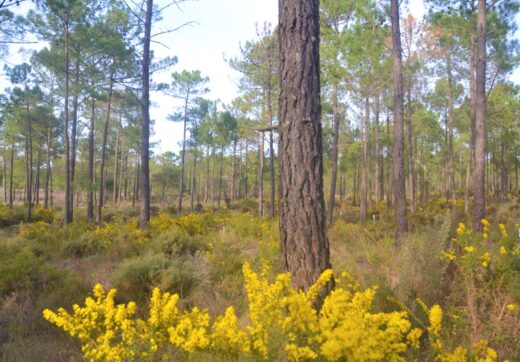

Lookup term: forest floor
[0,196,519,361]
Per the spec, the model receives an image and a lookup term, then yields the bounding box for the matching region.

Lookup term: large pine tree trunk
[391,0,408,239]
[473,0,486,231]
[278,0,331,292]
[140,0,153,228]
[327,85,340,227]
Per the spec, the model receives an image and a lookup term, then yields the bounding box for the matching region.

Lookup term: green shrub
[151,228,207,258]
[112,253,198,304]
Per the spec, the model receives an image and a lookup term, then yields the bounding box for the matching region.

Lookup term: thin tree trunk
[244,140,249,198]
[113,126,120,204]
[140,0,153,228]
[97,70,114,225]
[25,104,33,220]
[88,98,95,220]
[218,145,224,207]
[205,144,210,203]
[278,0,331,293]
[473,0,486,231]
[391,0,408,239]
[447,49,456,201]
[258,132,264,216]
[64,19,72,224]
[231,139,237,203]
[9,145,14,207]
[178,93,190,214]
[501,140,507,201]
[360,97,369,225]
[191,147,197,212]
[375,93,383,203]
[69,56,80,221]
[2,147,6,205]
[327,85,340,227]
[34,144,41,205]
[406,82,416,213]
[268,92,275,218]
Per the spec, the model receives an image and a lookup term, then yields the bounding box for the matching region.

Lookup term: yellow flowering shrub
[45,266,427,362]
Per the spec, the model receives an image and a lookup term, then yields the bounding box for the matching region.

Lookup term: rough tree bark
[278,0,332,292]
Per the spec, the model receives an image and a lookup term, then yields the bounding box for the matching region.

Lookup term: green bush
[112,253,198,304]
[151,228,207,258]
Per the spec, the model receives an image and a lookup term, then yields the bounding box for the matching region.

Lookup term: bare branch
[151,21,197,38]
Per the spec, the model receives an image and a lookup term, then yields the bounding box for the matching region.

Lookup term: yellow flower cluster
[481,219,490,240]
[243,263,419,361]
[424,303,500,362]
[43,284,138,361]
[44,263,510,362]
[94,222,117,247]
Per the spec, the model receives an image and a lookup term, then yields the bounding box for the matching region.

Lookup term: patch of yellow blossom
[481,252,491,268]
[44,266,506,362]
[464,245,475,253]
[499,246,507,255]
[506,303,518,312]
[442,249,457,261]
[499,224,508,238]
[210,306,250,356]
[43,284,138,362]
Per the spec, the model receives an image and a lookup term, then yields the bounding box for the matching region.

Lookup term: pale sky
[2,0,519,156]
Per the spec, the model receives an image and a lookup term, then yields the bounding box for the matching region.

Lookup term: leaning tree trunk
[473,0,486,231]
[391,0,408,240]
[278,0,332,293]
